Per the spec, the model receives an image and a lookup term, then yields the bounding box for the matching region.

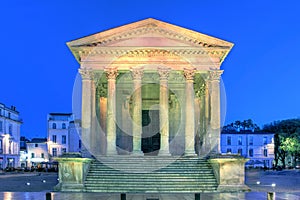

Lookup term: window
[62,123,66,129]
[8,112,11,119]
[52,148,57,157]
[0,121,2,132]
[62,135,66,144]
[62,148,66,153]
[263,136,268,145]
[249,149,253,157]
[41,153,44,158]
[9,124,12,135]
[31,153,35,158]
[263,149,268,157]
[0,109,2,116]
[52,135,57,143]
[238,136,242,145]
[0,140,3,153]
[226,148,232,153]
[249,136,253,145]
[227,136,231,145]
[52,123,56,129]
[238,148,243,155]
[79,140,81,149]
[35,143,38,147]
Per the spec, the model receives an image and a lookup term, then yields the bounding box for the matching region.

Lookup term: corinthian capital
[183,68,196,81]
[79,68,94,80]
[105,68,118,80]
[158,67,170,80]
[130,67,144,80]
[208,70,223,81]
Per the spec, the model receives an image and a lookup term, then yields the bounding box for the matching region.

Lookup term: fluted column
[208,70,223,154]
[131,68,144,155]
[183,68,197,156]
[158,68,171,156]
[79,68,94,157]
[105,68,118,155]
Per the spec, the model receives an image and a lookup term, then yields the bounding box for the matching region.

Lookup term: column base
[106,149,118,156]
[184,150,197,157]
[158,150,171,156]
[131,150,144,156]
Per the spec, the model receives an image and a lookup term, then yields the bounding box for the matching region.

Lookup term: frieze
[78,48,228,58]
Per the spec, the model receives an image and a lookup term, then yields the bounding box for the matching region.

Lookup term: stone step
[84,157,218,193]
[84,186,218,193]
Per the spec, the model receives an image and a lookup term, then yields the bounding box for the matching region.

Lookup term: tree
[263,118,300,168]
[222,119,260,132]
[280,136,300,167]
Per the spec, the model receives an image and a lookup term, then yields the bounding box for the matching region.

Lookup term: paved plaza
[0,169,299,199]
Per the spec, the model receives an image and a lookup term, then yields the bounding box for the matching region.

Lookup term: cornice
[76,47,228,61]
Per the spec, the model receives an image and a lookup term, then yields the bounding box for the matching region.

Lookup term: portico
[67,18,233,157]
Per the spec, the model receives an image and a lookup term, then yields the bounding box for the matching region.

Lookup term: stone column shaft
[105,68,118,155]
[79,68,93,157]
[131,68,143,155]
[209,70,223,154]
[184,68,197,156]
[158,68,171,156]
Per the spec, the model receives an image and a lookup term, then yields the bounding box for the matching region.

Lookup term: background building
[0,103,22,169]
[221,131,275,168]
[47,113,81,159]
[26,138,49,168]
[19,136,29,168]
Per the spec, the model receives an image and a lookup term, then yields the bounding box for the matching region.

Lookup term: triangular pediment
[67,18,233,49]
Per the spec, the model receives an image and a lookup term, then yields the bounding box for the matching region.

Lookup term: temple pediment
[67,18,233,66]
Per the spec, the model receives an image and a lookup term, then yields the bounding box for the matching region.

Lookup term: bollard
[46,192,51,200]
[121,193,126,200]
[195,193,200,200]
[267,192,275,200]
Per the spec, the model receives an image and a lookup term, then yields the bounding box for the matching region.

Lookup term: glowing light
[271,183,276,187]
[256,181,260,185]
[26,182,30,186]
[42,180,46,183]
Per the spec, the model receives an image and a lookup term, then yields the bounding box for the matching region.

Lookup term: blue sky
[1,1,299,138]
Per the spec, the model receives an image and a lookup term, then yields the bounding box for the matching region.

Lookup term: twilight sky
[1,1,299,138]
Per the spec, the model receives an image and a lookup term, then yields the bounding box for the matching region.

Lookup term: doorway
[141,110,160,156]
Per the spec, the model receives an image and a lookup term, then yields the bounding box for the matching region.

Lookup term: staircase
[84,156,218,193]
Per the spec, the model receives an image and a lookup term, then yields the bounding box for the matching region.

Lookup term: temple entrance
[141,110,160,156]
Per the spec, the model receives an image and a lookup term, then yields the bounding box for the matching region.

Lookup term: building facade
[221,131,275,168]
[26,138,49,168]
[0,103,22,169]
[47,113,81,159]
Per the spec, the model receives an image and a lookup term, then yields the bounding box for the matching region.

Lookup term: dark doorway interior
[141,110,160,155]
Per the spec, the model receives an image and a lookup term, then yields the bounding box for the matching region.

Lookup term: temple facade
[67,18,233,158]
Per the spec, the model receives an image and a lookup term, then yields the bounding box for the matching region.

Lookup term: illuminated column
[183,68,197,156]
[208,70,223,154]
[131,68,144,155]
[202,75,212,155]
[105,68,118,155]
[79,68,94,156]
[158,68,171,156]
